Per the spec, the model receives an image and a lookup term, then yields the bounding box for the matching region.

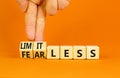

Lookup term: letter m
[25,43,32,49]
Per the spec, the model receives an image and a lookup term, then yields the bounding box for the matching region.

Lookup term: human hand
[17,0,70,41]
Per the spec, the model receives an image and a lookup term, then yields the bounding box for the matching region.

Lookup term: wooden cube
[47,46,60,59]
[19,41,33,58]
[73,46,86,59]
[33,42,47,58]
[87,46,99,59]
[60,46,73,59]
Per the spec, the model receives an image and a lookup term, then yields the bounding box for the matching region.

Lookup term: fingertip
[17,0,28,12]
[46,0,58,16]
[64,0,70,8]
[35,34,43,41]
[46,7,57,16]
[26,28,35,40]
[58,0,70,10]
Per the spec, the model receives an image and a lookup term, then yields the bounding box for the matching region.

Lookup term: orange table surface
[0,57,119,78]
[0,0,120,78]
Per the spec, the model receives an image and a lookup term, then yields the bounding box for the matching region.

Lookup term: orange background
[0,0,120,78]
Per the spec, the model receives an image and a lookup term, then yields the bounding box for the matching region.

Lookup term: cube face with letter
[73,46,86,59]
[19,41,33,58]
[47,46,60,59]
[60,46,73,59]
[87,46,99,59]
[33,42,47,58]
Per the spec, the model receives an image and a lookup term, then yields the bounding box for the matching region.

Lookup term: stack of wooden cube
[20,41,99,59]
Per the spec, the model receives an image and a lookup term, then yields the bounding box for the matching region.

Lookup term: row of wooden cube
[19,42,99,59]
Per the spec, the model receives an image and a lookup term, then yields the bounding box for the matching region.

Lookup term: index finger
[25,1,37,40]
[35,3,46,41]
